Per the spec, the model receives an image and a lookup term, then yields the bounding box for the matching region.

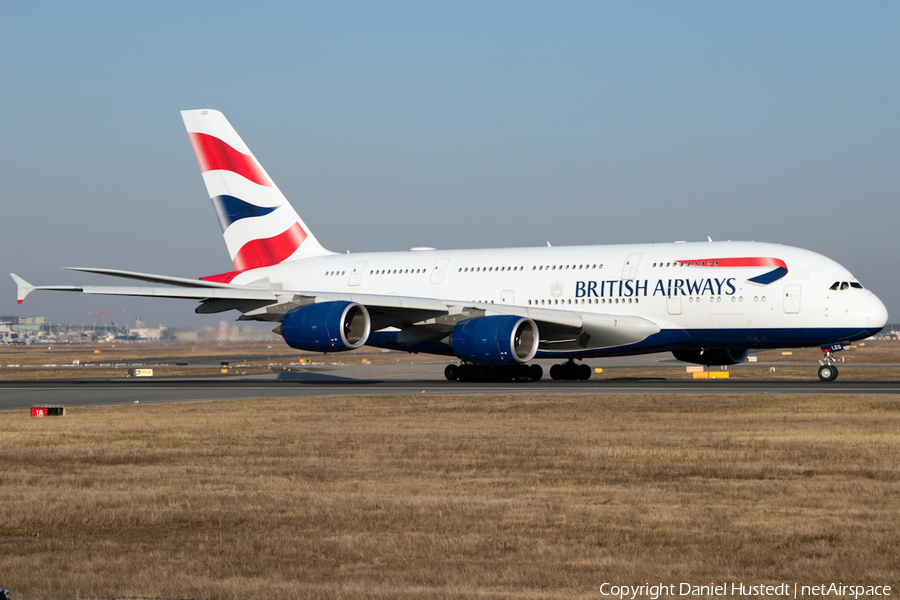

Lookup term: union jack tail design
[181,109,331,280]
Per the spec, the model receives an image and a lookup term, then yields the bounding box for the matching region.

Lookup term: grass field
[2,393,899,599]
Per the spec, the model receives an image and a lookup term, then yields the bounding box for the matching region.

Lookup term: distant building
[20,316,48,325]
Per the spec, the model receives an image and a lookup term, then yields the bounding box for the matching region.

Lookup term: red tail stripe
[231,222,307,271]
[188,132,271,187]
[677,257,787,269]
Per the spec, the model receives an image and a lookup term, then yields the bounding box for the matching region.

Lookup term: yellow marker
[693,372,709,379]
[594,368,602,373]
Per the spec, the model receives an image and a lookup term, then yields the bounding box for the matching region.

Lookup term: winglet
[10,274,35,304]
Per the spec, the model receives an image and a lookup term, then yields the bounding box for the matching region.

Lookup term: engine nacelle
[672,348,750,366]
[450,316,539,365]
[281,301,371,352]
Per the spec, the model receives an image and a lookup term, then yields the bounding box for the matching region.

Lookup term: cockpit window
[830,281,864,291]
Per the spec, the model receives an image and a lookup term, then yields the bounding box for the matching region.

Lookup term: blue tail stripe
[211,195,277,231]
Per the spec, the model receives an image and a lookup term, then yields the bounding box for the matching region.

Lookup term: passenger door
[348,261,368,286]
[430,258,451,284]
[783,285,801,314]
[667,295,682,315]
[622,253,642,280]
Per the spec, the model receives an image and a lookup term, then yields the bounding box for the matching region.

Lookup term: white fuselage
[224,240,888,356]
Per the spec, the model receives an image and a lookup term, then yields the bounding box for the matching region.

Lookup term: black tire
[578,363,591,380]
[818,364,839,381]
[550,364,563,380]
[529,364,543,381]
[515,364,529,381]
[459,365,474,382]
[444,364,459,381]
[475,365,490,382]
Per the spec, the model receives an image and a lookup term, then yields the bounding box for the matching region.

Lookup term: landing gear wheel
[818,364,838,382]
[550,359,592,380]
[458,364,474,382]
[578,363,592,380]
[550,364,563,380]
[528,364,543,381]
[444,364,459,381]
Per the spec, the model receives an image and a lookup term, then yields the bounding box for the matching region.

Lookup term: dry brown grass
[2,393,899,599]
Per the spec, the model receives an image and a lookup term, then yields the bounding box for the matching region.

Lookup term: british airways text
[575,278,737,298]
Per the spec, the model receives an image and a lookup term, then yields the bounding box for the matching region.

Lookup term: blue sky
[2,1,898,328]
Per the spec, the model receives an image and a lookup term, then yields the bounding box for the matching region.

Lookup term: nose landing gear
[549,359,592,381]
[817,344,842,381]
[817,364,838,381]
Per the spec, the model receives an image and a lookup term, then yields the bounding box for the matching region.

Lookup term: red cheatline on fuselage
[676,256,788,285]
[676,257,787,269]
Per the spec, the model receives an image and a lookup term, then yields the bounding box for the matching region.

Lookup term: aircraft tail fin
[181,109,332,273]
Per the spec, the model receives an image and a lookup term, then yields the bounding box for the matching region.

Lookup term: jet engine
[672,348,750,366]
[450,316,539,365]
[280,301,371,352]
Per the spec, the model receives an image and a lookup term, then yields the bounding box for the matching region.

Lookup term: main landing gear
[444,362,543,382]
[818,349,840,382]
[549,358,592,381]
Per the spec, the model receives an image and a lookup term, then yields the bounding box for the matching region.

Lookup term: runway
[2,375,899,410]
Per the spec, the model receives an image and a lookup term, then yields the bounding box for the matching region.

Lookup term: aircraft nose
[867,292,889,330]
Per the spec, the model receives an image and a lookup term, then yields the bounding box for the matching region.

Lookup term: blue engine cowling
[281,301,371,352]
[672,348,750,366]
[450,316,539,365]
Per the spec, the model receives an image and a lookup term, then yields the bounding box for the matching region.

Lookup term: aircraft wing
[64,267,249,289]
[12,273,279,303]
[11,272,659,350]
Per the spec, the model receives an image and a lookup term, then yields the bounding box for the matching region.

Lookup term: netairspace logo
[598,582,892,599]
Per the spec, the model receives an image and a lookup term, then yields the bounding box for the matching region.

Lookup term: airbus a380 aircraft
[12,110,888,382]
